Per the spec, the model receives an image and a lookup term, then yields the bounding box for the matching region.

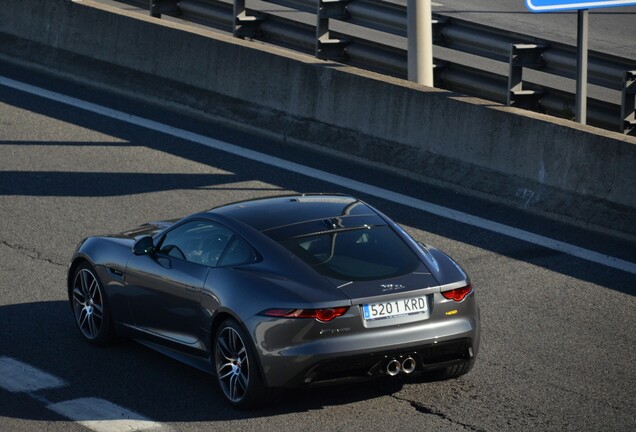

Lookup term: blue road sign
[526,0,636,12]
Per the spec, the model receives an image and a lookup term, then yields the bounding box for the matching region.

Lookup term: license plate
[362,296,428,321]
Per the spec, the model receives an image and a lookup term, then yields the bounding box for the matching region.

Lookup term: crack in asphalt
[390,394,486,432]
[0,240,66,267]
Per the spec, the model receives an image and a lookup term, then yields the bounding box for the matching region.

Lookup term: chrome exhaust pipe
[401,357,416,374]
[386,359,401,376]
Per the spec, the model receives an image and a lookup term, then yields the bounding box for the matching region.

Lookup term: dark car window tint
[159,221,233,267]
[217,236,259,267]
[279,226,420,281]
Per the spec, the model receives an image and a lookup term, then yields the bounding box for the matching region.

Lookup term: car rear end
[250,285,478,387]
[250,213,479,388]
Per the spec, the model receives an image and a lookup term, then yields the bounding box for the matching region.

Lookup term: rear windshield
[279,226,420,281]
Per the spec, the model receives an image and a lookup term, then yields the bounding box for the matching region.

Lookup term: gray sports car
[68,194,479,408]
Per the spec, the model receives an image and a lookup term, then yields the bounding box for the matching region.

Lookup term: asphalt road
[1,62,635,431]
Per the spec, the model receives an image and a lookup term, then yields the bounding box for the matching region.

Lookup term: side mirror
[133,236,155,256]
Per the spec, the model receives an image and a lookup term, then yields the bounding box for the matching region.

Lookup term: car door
[124,220,233,353]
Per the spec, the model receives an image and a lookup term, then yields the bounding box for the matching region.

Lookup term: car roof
[208,194,380,233]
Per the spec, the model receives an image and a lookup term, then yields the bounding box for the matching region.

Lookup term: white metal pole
[407,0,434,86]
[576,9,589,124]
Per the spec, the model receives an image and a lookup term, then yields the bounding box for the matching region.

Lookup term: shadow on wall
[0,170,247,197]
[0,81,634,297]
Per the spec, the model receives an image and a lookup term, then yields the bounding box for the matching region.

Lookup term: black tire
[213,319,276,409]
[69,262,115,346]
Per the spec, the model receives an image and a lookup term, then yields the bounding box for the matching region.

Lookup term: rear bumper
[299,338,475,387]
[252,314,480,388]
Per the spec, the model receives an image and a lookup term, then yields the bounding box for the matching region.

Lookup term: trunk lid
[327,263,440,303]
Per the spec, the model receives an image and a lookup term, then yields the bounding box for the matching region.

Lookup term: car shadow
[0,301,445,422]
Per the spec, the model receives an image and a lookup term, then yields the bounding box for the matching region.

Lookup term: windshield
[279,226,420,281]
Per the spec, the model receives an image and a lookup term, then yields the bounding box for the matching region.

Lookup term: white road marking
[48,398,165,432]
[0,356,67,392]
[0,357,166,431]
[1,76,635,275]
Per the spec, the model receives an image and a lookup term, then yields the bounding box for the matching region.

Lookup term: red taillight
[262,307,349,322]
[441,285,473,302]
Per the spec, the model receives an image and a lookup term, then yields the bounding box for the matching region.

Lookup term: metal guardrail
[140,0,635,135]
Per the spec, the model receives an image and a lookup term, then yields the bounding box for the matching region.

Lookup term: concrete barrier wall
[1,0,635,236]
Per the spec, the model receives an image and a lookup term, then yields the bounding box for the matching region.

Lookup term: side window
[217,236,259,267]
[159,220,232,267]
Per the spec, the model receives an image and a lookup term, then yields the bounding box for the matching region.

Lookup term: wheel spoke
[229,373,239,400]
[229,329,237,353]
[228,375,236,400]
[92,303,103,319]
[88,314,95,337]
[73,288,86,305]
[218,365,234,380]
[237,347,247,362]
[237,370,248,392]
[94,287,103,305]
[217,335,234,361]
[88,278,99,301]
[80,270,90,295]
[78,308,88,329]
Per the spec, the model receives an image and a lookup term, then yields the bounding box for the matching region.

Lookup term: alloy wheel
[215,326,250,403]
[72,268,104,339]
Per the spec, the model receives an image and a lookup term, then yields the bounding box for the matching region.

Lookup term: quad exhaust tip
[385,357,416,376]
[386,359,401,376]
[402,356,416,374]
